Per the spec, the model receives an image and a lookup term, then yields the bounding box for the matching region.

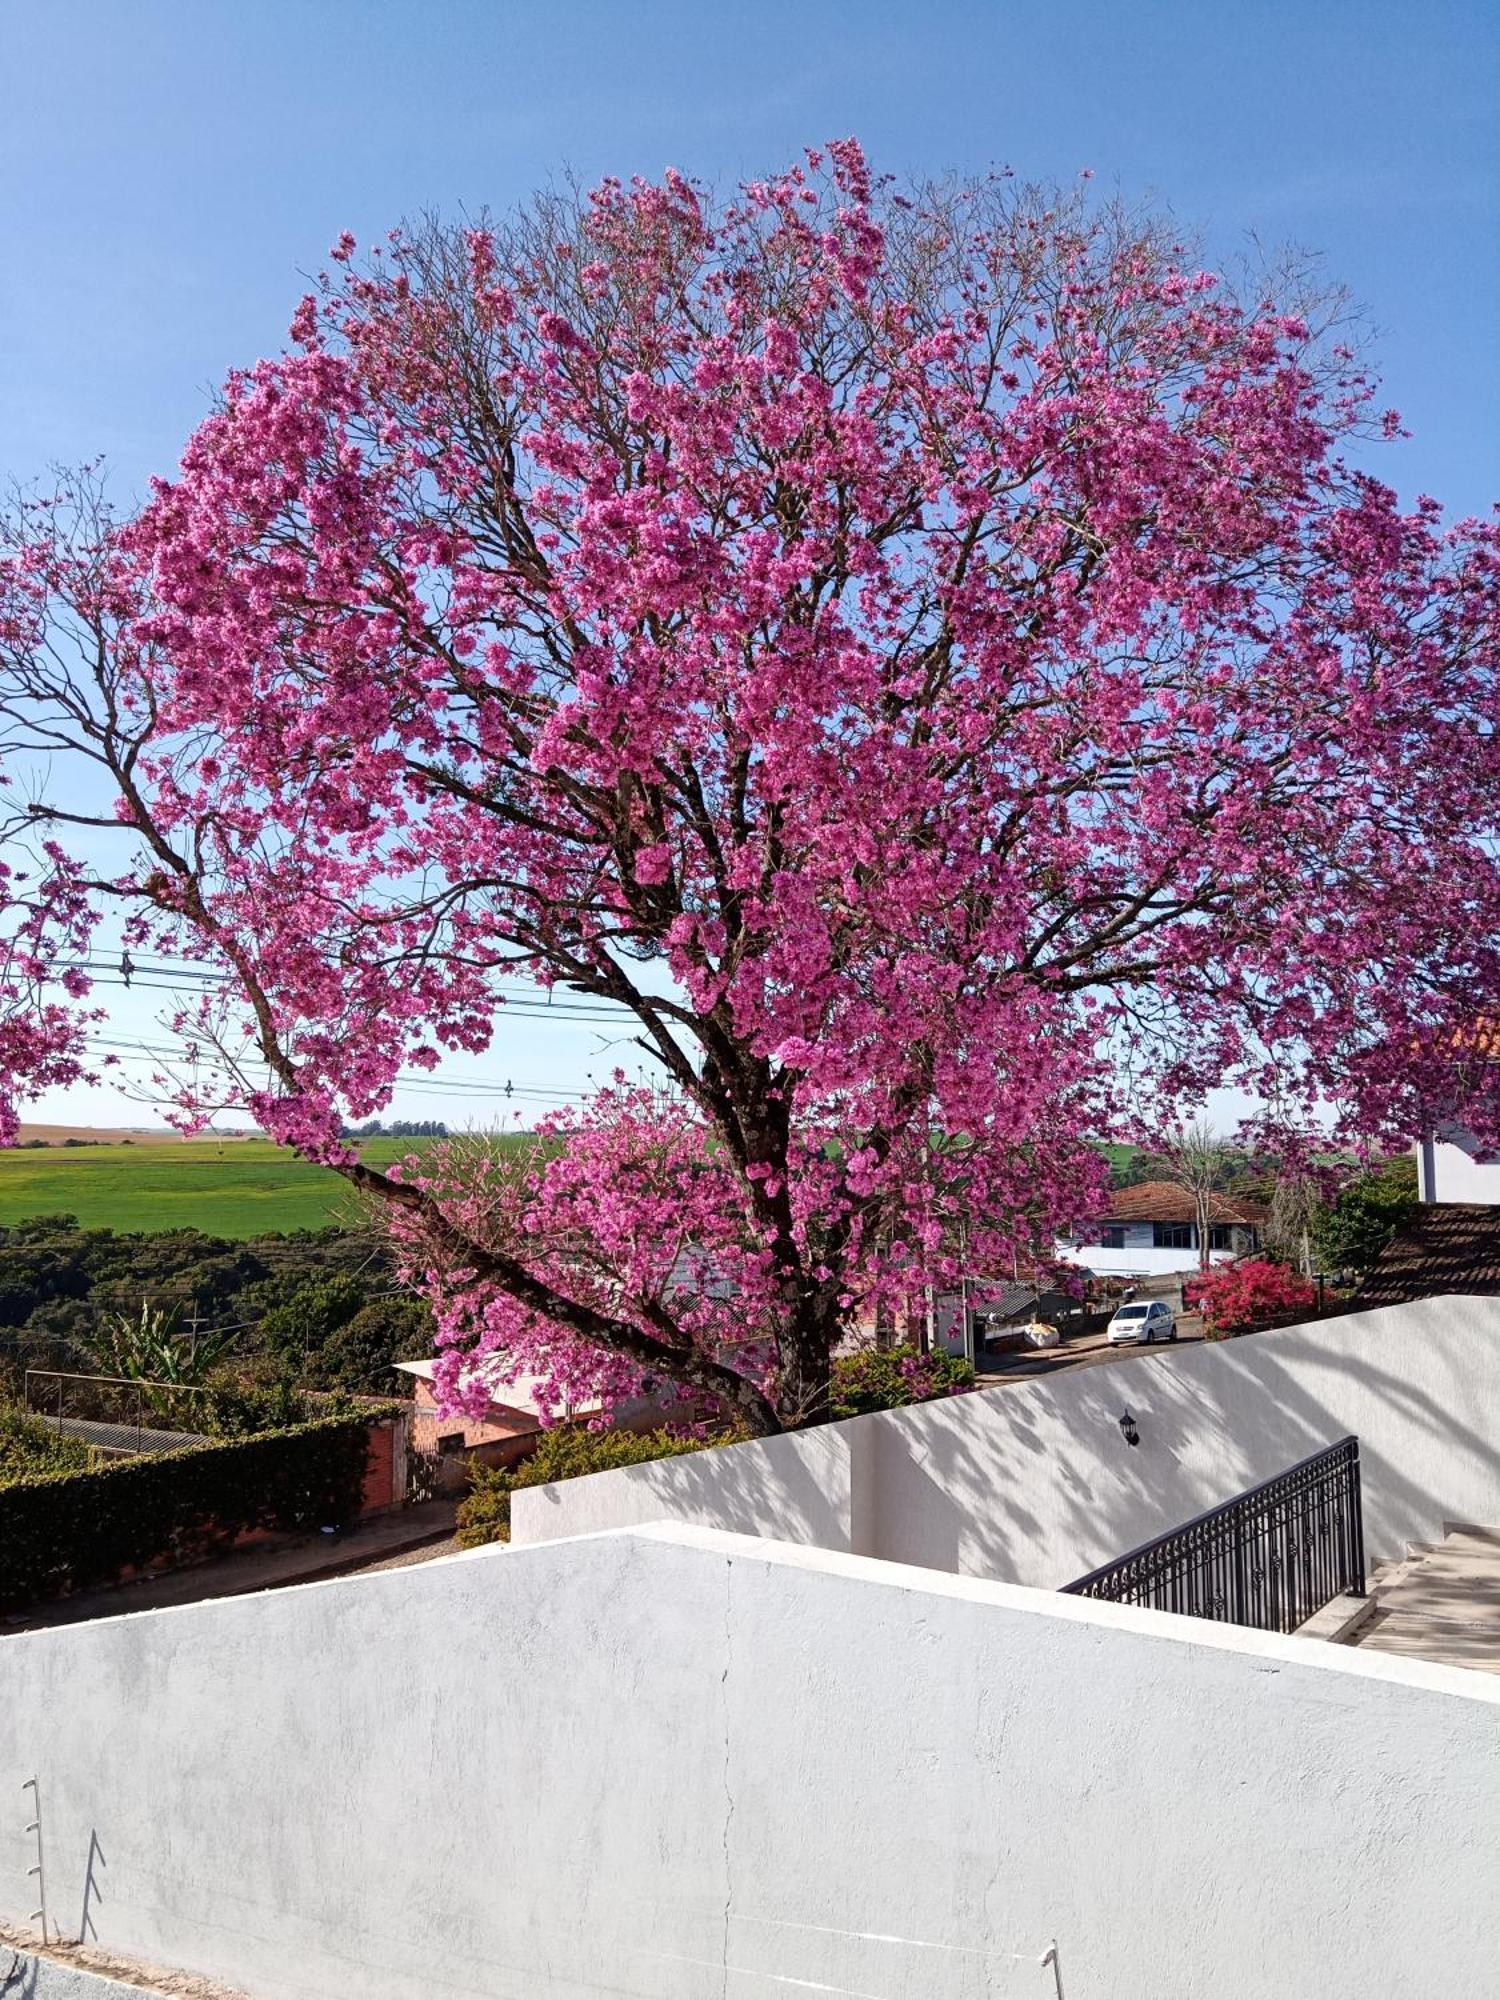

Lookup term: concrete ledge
[1295,1588,1379,1645]
[0,1925,246,1997]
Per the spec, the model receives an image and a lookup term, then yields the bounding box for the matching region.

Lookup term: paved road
[979,1313,1213,1383]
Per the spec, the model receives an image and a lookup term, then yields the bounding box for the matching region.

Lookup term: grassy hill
[0,1136,533,1237]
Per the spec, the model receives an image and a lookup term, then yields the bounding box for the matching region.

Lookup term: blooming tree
[1,145,1497,1431]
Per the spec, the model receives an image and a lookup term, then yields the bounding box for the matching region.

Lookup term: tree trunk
[872,1296,896,1352]
[776,1313,834,1428]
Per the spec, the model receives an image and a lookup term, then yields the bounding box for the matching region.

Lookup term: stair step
[1342,1525,1500,1674]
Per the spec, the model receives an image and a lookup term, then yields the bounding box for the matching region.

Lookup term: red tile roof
[1107,1179,1270,1226]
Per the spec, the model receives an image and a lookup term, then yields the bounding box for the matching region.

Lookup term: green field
[0,1134,1148,1239]
[0,1139,447,1237]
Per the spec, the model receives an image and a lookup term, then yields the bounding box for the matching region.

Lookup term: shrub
[454,1459,514,1548]
[0,1414,376,1612]
[0,1404,91,1486]
[1314,1156,1420,1278]
[828,1345,975,1420]
[1184,1259,1319,1337]
[199,1365,309,1437]
[83,1301,238,1390]
[456,1422,742,1549]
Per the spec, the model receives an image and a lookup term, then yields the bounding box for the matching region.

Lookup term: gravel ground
[344,1533,467,1573]
[0,1919,250,1996]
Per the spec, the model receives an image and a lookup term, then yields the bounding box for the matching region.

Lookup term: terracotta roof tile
[1107,1179,1270,1226]
[1355,1204,1500,1307]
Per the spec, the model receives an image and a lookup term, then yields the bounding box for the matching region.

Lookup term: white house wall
[2,1525,1498,2000]
[513,1294,1500,1585]
[1054,1241,1231,1277]
[1423,1128,1500,1205]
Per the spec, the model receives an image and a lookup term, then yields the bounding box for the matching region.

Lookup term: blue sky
[3,0,1496,1130]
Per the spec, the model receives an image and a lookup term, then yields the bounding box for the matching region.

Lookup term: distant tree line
[339,1119,450,1139]
[0,1215,433,1403]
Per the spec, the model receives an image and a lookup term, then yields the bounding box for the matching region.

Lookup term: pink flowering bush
[1185,1260,1319,1337]
[0,143,1496,1430]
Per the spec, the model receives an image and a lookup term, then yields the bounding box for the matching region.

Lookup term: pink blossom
[1,146,1496,1429]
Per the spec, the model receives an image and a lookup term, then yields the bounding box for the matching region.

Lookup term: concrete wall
[512,1295,1500,1585]
[1,1524,1497,2000]
[510,1414,859,1551]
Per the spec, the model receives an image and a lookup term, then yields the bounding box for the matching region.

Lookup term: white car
[1106,1299,1177,1345]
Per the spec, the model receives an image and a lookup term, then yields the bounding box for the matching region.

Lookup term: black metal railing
[1062,1436,1365,1634]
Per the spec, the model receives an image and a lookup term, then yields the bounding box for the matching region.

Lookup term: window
[1152,1222,1193,1249]
[436,1432,465,1454]
[1209,1224,1235,1251]
[1097,1225,1126,1248]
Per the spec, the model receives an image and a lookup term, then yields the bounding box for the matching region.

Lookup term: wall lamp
[1118,1408,1140,1448]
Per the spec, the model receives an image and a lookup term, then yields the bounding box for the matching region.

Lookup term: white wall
[1426,1127,1500,1205]
[2,1524,1497,2000]
[513,1295,1500,1585]
[510,1417,858,1550]
[1054,1241,1234,1277]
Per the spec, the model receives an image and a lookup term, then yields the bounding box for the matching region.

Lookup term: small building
[1418,1021,1500,1205]
[395,1359,604,1491]
[930,1279,1088,1366]
[1058,1180,1268,1278]
[395,1357,701,1492]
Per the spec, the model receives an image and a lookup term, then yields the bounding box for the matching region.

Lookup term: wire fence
[23,1370,211,1457]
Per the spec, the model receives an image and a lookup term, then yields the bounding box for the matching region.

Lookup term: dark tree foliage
[313,1297,432,1394]
[0,1219,427,1391]
[1314,1156,1421,1278]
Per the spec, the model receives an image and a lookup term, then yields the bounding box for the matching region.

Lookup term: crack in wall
[719,1554,735,2000]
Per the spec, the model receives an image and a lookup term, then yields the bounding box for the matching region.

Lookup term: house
[1417,1022,1500,1204]
[1057,1179,1267,1278]
[395,1356,698,1491]
[395,1358,604,1490]
[1416,1124,1500,1205]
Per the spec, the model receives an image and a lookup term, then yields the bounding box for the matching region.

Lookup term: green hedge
[0,1404,92,1486]
[0,1414,375,1612]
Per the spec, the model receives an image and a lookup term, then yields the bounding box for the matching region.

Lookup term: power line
[61,957,643,1022]
[75,1033,668,1108]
